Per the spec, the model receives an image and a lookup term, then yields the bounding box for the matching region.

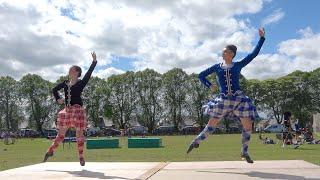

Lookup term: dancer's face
[69,67,79,79]
[222,48,234,62]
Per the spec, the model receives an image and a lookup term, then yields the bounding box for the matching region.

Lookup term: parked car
[64,129,76,137]
[180,126,200,135]
[86,127,100,137]
[226,126,241,134]
[63,137,77,143]
[62,129,77,142]
[19,128,41,138]
[128,126,148,136]
[264,124,284,133]
[153,126,174,135]
[43,129,58,139]
[100,127,121,136]
[255,127,264,132]
[0,131,18,139]
[213,127,223,134]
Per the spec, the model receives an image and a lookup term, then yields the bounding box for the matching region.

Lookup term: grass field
[1,133,320,171]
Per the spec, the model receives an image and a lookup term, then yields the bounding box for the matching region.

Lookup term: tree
[83,77,109,127]
[185,73,210,128]
[260,79,284,123]
[106,72,136,129]
[309,68,320,113]
[162,68,188,131]
[258,71,313,125]
[0,76,23,130]
[242,79,264,107]
[283,71,313,126]
[19,74,54,133]
[135,69,162,133]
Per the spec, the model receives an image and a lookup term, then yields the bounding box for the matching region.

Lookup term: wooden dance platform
[0,160,319,179]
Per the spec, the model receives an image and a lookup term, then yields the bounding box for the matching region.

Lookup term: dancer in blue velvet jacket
[187,28,266,163]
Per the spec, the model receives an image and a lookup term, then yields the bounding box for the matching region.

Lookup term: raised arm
[52,81,65,102]
[82,52,97,86]
[237,28,265,68]
[198,64,219,89]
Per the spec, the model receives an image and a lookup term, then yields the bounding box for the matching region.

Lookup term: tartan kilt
[57,104,87,131]
[203,91,259,121]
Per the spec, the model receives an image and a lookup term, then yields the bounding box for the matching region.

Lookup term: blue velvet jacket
[199,37,265,96]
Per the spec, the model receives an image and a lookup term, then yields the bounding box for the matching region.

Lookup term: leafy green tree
[83,77,109,127]
[106,72,136,129]
[162,68,188,131]
[135,69,162,133]
[185,73,210,128]
[0,76,23,130]
[19,74,54,133]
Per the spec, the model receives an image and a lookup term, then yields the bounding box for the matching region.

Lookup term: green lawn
[1,133,320,171]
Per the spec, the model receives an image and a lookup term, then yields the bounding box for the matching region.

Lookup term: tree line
[1,67,319,134]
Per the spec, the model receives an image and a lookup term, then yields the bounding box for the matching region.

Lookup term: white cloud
[8,0,318,82]
[94,67,125,79]
[0,0,88,80]
[298,27,314,38]
[263,0,273,4]
[242,53,292,79]
[261,8,285,26]
[243,27,320,79]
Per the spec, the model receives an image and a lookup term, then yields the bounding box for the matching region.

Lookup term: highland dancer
[43,52,97,166]
[187,28,266,163]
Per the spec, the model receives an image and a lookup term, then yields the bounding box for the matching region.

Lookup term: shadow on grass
[295,147,317,151]
[127,145,165,149]
[197,170,320,180]
[47,169,131,179]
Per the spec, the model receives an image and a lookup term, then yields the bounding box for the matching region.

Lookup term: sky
[0,0,319,81]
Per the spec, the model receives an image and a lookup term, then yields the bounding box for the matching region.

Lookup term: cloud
[263,0,273,4]
[131,0,262,73]
[0,2,85,80]
[278,27,320,68]
[7,0,319,82]
[242,27,320,79]
[261,8,285,26]
[94,67,125,79]
[242,53,292,79]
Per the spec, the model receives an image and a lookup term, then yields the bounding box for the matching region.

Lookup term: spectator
[282,111,299,149]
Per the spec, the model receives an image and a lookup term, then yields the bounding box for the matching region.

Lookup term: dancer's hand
[91,51,97,62]
[57,99,64,105]
[211,84,218,92]
[259,28,265,38]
